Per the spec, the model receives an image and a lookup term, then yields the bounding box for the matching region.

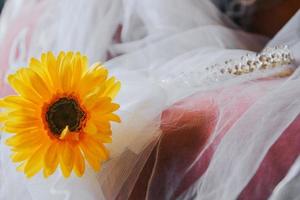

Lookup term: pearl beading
[209,45,294,76]
[159,45,294,88]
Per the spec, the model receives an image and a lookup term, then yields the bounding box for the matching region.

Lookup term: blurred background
[0,0,299,37]
[0,0,4,14]
[212,0,300,36]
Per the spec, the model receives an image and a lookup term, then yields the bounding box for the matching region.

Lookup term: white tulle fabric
[0,0,299,199]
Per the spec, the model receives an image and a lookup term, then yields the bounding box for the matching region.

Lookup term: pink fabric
[239,113,300,200]
[128,78,299,200]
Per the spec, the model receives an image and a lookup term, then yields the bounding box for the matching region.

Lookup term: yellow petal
[8,74,43,104]
[0,112,7,122]
[10,149,36,163]
[84,121,112,143]
[92,113,121,123]
[29,57,44,72]
[24,143,49,178]
[45,52,60,91]
[105,113,121,123]
[7,114,40,124]
[92,120,112,133]
[97,103,120,114]
[59,142,74,178]
[59,52,74,92]
[43,143,59,178]
[4,125,37,134]
[25,69,52,100]
[8,109,40,119]
[6,131,39,146]
[92,139,109,160]
[78,63,108,97]
[70,53,85,91]
[84,121,98,134]
[7,130,45,150]
[0,96,37,109]
[97,135,112,143]
[83,135,109,160]
[5,119,41,129]
[29,58,53,93]
[102,77,121,99]
[16,162,26,172]
[83,88,107,110]
[83,76,120,106]
[73,146,85,177]
[79,141,101,171]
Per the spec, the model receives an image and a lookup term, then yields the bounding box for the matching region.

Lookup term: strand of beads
[217,45,293,76]
[160,45,294,88]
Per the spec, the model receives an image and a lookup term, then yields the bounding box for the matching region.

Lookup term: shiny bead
[259,55,267,62]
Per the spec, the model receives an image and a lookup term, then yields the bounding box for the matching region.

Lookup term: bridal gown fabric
[0,0,300,199]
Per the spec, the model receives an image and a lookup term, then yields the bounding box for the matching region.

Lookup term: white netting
[0,0,299,199]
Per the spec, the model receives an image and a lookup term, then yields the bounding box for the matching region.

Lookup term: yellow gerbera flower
[0,51,121,178]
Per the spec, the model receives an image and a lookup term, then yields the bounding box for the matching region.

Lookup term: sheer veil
[0,0,299,200]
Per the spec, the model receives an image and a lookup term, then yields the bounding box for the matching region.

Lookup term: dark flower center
[46,97,86,136]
